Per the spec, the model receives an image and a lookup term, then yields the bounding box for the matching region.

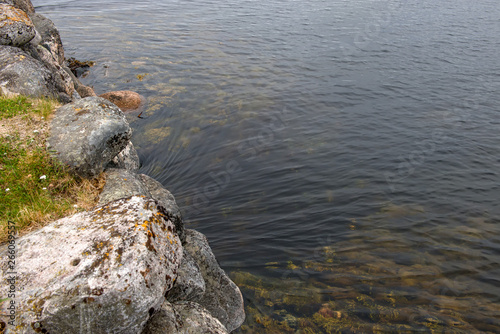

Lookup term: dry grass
[0,95,105,243]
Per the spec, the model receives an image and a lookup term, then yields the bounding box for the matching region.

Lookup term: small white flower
[42,187,47,190]
[33,130,39,134]
[40,175,47,180]
[73,204,78,208]
[41,117,45,119]
[5,188,10,192]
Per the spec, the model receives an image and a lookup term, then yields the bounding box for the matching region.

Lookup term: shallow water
[34,0,500,332]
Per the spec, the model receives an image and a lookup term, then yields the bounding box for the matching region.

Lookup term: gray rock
[139,174,184,243]
[62,64,96,98]
[0,45,69,100]
[0,196,183,334]
[47,97,132,178]
[98,168,150,206]
[98,170,185,243]
[0,4,36,47]
[30,13,64,65]
[20,13,81,100]
[31,44,75,97]
[25,13,95,99]
[142,301,228,334]
[0,0,35,15]
[107,140,140,172]
[166,251,206,303]
[183,229,245,332]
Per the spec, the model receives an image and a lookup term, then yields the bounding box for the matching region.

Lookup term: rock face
[97,172,245,332]
[29,13,64,65]
[0,45,64,99]
[165,251,206,303]
[47,97,132,178]
[0,2,95,100]
[99,90,144,111]
[0,196,183,334]
[0,0,35,15]
[108,140,140,172]
[143,301,228,334]
[98,169,185,243]
[179,229,245,332]
[0,4,36,47]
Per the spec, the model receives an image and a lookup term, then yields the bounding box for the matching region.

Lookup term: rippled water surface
[35,0,500,332]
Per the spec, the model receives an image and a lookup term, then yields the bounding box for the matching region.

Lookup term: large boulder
[0,45,70,101]
[0,196,183,334]
[29,43,76,98]
[98,168,151,206]
[0,4,36,47]
[138,174,184,241]
[0,0,35,15]
[143,301,228,334]
[182,229,245,332]
[98,169,184,243]
[165,251,206,303]
[30,13,64,65]
[47,97,132,178]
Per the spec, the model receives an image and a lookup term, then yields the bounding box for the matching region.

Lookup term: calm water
[35,0,500,332]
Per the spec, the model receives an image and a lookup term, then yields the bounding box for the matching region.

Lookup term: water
[34,0,500,332]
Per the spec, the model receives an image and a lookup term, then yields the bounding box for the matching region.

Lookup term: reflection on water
[34,0,500,332]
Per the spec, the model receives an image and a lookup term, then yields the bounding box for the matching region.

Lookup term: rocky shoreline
[0,1,245,333]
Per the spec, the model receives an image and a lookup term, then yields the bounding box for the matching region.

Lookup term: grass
[0,95,105,243]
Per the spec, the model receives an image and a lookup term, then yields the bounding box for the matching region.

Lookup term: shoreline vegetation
[0,0,245,332]
[0,95,104,243]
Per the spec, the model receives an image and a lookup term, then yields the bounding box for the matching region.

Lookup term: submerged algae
[230,205,499,333]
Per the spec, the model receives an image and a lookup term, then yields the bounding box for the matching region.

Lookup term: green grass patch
[0,95,31,119]
[0,95,104,243]
[0,95,55,120]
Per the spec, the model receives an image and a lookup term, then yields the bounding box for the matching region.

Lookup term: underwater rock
[183,229,245,332]
[47,97,132,178]
[0,196,183,334]
[142,301,228,334]
[66,56,95,77]
[100,90,144,111]
[107,140,140,172]
[0,4,36,47]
